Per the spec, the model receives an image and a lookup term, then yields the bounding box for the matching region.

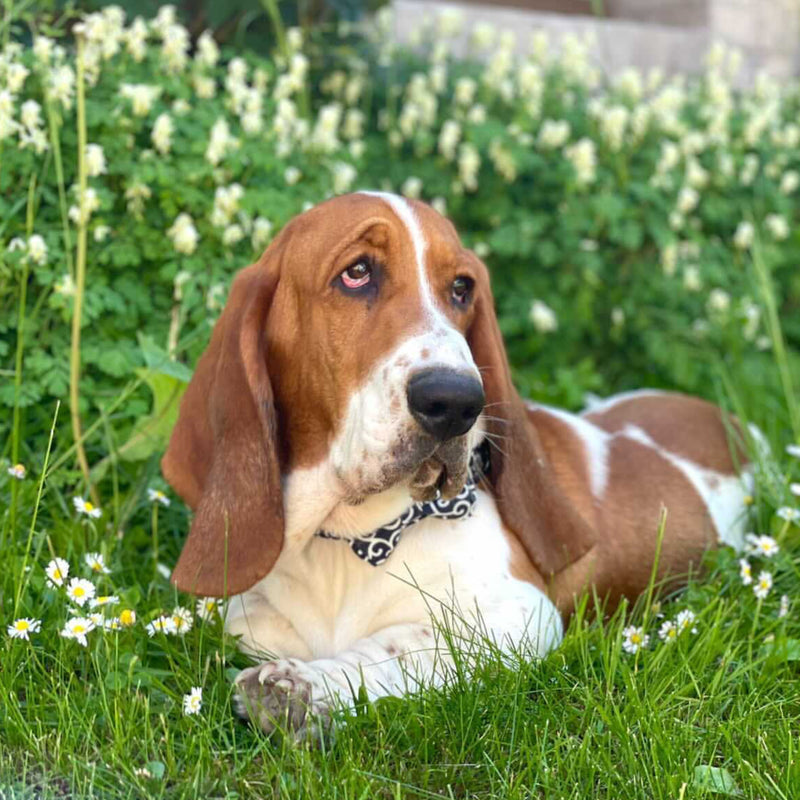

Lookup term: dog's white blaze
[360,192,474,370]
[534,404,610,499]
[361,191,442,323]
[581,388,667,414]
[621,425,748,548]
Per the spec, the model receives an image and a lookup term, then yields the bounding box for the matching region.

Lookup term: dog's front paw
[234,659,332,743]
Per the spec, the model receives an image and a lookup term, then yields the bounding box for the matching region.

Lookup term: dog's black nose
[406,368,485,442]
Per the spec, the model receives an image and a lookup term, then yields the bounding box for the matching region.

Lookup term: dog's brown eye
[340,260,372,290]
[451,276,474,305]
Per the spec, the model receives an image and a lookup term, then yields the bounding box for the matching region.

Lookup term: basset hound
[162,191,751,739]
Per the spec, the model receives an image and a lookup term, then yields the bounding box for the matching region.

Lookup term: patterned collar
[316,444,490,567]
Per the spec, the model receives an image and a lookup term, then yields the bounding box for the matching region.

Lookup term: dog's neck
[281,446,489,556]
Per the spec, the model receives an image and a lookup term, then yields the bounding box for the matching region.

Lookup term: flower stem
[69,34,97,504]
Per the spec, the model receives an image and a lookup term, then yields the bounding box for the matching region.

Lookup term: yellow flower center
[73,586,85,597]
[631,633,641,644]
[16,621,30,631]
[120,610,135,626]
[84,502,94,512]
[73,624,86,633]
[53,569,62,580]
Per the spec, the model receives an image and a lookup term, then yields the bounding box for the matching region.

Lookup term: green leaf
[762,637,800,662]
[692,766,741,796]
[90,337,191,480]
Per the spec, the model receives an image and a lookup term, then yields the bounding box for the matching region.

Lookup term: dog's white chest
[225,490,562,661]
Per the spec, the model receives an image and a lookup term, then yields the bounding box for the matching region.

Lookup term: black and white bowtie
[316,444,490,567]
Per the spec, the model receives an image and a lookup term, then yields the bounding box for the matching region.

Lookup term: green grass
[2,385,800,798]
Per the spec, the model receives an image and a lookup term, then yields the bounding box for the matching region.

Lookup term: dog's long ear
[162,251,283,598]
[467,255,596,577]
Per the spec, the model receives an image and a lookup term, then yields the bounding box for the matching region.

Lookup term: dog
[162,192,751,739]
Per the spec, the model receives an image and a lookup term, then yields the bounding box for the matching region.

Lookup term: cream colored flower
[776,506,800,523]
[538,119,570,149]
[151,113,173,156]
[166,213,199,255]
[739,558,753,586]
[733,221,754,250]
[564,138,597,186]
[120,84,161,117]
[332,162,358,195]
[707,288,730,314]
[529,300,558,333]
[765,214,789,241]
[85,143,107,177]
[401,176,423,199]
[284,166,302,186]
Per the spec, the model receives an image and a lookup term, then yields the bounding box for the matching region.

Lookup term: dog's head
[163,192,592,596]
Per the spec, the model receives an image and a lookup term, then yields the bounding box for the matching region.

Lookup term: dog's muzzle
[406,368,485,442]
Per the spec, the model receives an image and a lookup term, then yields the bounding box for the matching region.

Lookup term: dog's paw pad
[234,661,331,744]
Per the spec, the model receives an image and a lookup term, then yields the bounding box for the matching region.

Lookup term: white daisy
[658,620,678,642]
[171,606,193,635]
[73,496,102,518]
[754,571,773,600]
[45,557,69,587]
[7,617,41,641]
[196,597,222,621]
[786,444,800,459]
[744,534,779,558]
[147,488,171,507]
[776,506,800,523]
[103,617,123,631]
[66,577,96,607]
[675,609,698,634]
[182,686,203,715]
[61,617,96,646]
[7,463,26,479]
[739,558,753,586]
[622,625,649,654]
[84,552,111,574]
[90,595,119,608]
[145,615,177,637]
[790,483,800,498]
[779,594,790,618]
